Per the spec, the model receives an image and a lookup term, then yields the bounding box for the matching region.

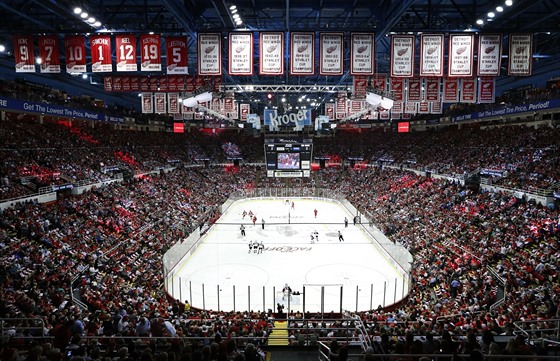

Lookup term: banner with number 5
[115,35,137,72]
[140,34,162,71]
[166,36,188,74]
[38,35,60,73]
[64,35,87,73]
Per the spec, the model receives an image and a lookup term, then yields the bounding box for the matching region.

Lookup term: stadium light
[0,44,5,52]
[73,7,82,14]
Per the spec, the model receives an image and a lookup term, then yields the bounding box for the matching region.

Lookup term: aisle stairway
[268,320,289,346]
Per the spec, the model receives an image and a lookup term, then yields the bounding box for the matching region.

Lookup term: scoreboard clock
[264,138,313,177]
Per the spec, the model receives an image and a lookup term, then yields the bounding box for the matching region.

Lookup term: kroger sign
[263,109,312,131]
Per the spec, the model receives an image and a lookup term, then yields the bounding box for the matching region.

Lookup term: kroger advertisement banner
[477,34,502,76]
[263,109,312,131]
[508,33,533,76]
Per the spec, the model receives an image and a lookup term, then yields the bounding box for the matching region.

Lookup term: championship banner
[64,35,87,73]
[198,33,222,76]
[159,76,168,92]
[113,76,122,92]
[350,32,375,75]
[373,74,388,92]
[448,34,474,77]
[478,77,495,103]
[405,102,417,114]
[168,76,178,91]
[13,35,35,73]
[130,76,139,91]
[460,78,477,103]
[140,77,149,92]
[419,34,444,77]
[477,34,502,76]
[240,103,250,120]
[141,93,153,113]
[508,34,533,76]
[350,100,362,113]
[390,78,405,101]
[38,35,60,73]
[431,101,443,114]
[224,98,234,112]
[213,76,222,92]
[90,35,112,72]
[185,76,195,92]
[353,76,368,100]
[325,102,335,119]
[168,93,180,113]
[443,77,459,102]
[104,76,113,92]
[149,77,158,91]
[425,78,441,101]
[418,101,430,114]
[336,92,346,119]
[229,32,253,75]
[390,35,415,77]
[122,76,131,92]
[166,36,188,74]
[154,93,166,114]
[319,32,343,76]
[290,32,314,75]
[115,34,137,72]
[140,34,162,71]
[259,32,284,75]
[392,101,403,114]
[407,78,422,102]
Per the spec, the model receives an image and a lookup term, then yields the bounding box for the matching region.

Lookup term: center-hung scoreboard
[264,138,313,177]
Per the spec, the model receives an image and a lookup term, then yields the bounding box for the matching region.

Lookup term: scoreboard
[264,138,313,177]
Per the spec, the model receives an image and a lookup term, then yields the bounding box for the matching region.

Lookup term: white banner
[508,34,532,76]
[141,93,153,114]
[259,32,284,75]
[290,32,314,75]
[477,34,502,76]
[431,101,442,114]
[320,32,343,76]
[350,33,375,75]
[154,92,166,114]
[229,32,253,75]
[168,93,180,114]
[198,33,222,76]
[448,34,474,77]
[419,34,444,77]
[390,35,415,77]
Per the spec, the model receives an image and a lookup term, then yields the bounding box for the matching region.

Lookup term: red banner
[90,35,112,72]
[460,78,477,103]
[443,78,459,102]
[448,34,474,77]
[224,98,233,112]
[240,103,250,120]
[407,78,422,102]
[229,32,253,75]
[336,92,346,119]
[390,78,405,101]
[477,34,502,76]
[113,76,122,92]
[140,77,149,92]
[259,32,284,75]
[141,93,153,113]
[372,74,387,92]
[159,76,168,92]
[173,122,185,133]
[350,32,375,75]
[425,78,441,101]
[166,36,188,74]
[431,101,442,114]
[390,35,415,77]
[122,76,131,92]
[419,34,444,77]
[149,77,158,91]
[104,77,113,92]
[508,34,533,76]
[64,35,87,73]
[418,101,430,114]
[325,103,335,119]
[13,35,35,73]
[320,32,343,76]
[130,76,139,91]
[405,102,417,114]
[353,76,368,100]
[290,32,314,75]
[38,35,60,73]
[198,33,222,76]
[115,34,137,72]
[478,77,495,103]
[168,93,180,113]
[140,34,162,71]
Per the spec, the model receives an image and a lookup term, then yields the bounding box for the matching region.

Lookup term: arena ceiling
[0,0,559,110]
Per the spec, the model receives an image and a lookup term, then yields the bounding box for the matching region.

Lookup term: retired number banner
[350,33,375,75]
[390,35,415,77]
[259,32,284,75]
[141,93,153,113]
[320,32,343,76]
[90,35,112,72]
[198,33,222,76]
[478,77,495,103]
[419,34,444,77]
[477,34,502,76]
[166,36,188,74]
[140,34,162,71]
[229,32,253,75]
[13,35,35,73]
[460,78,477,103]
[448,34,474,77]
[290,32,314,75]
[38,35,60,73]
[115,35,137,72]
[65,35,87,73]
[508,34,532,76]
[443,78,459,102]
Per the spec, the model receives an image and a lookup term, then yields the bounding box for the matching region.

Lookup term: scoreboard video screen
[265,138,313,177]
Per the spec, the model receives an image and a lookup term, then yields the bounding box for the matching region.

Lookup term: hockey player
[242,210,247,219]
[248,241,253,253]
[338,231,344,242]
[252,215,257,226]
[240,224,246,236]
[310,232,315,244]
[258,241,264,254]
[313,230,319,242]
[314,209,318,218]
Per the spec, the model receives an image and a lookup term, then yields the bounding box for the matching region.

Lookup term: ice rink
[167,198,408,314]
